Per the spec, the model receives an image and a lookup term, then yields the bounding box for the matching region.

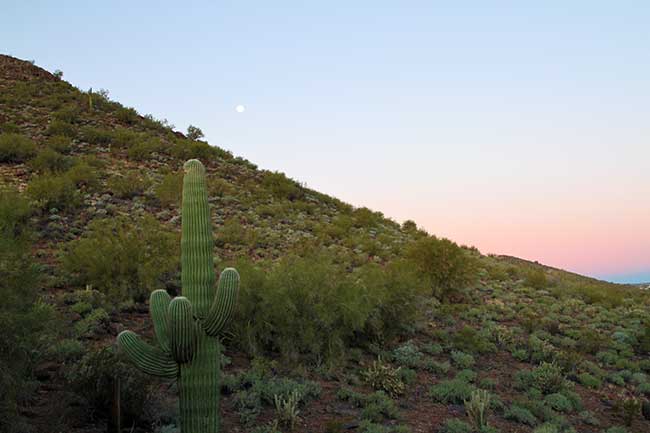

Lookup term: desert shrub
[262,171,304,201]
[404,235,478,301]
[233,252,424,363]
[362,357,404,397]
[422,359,451,375]
[0,122,20,133]
[544,393,572,412]
[532,362,566,394]
[111,127,141,149]
[451,350,475,369]
[391,341,423,368]
[452,325,497,354]
[66,161,100,189]
[170,139,229,161]
[525,269,548,289]
[464,389,491,431]
[107,172,151,198]
[504,403,538,426]
[46,119,76,137]
[441,419,472,433]
[45,135,73,154]
[26,174,80,211]
[0,133,37,162]
[52,105,80,123]
[577,373,601,389]
[429,378,476,404]
[128,137,165,160]
[29,147,74,172]
[0,189,56,432]
[80,126,114,145]
[65,346,153,425]
[155,172,183,206]
[614,397,641,426]
[115,106,138,124]
[61,215,179,301]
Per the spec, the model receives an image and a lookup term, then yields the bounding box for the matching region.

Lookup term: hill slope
[1,54,649,433]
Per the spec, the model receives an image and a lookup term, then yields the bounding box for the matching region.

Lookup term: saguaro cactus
[117,159,238,433]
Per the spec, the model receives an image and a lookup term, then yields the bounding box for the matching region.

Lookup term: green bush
[154,171,183,206]
[170,139,229,161]
[115,106,139,124]
[61,215,179,301]
[504,403,538,426]
[429,378,476,404]
[525,269,548,289]
[46,119,76,137]
[128,137,165,160]
[262,171,304,201]
[361,357,404,397]
[233,252,425,363]
[26,174,80,211]
[0,189,56,432]
[0,133,37,162]
[404,236,478,301]
[80,126,114,145]
[451,350,475,369]
[29,147,74,173]
[45,135,73,154]
[65,346,153,426]
[531,362,566,394]
[107,172,151,198]
[440,419,472,433]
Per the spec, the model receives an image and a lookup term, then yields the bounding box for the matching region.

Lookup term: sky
[3,1,649,283]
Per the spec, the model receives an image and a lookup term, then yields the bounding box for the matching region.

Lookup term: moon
[235,105,246,113]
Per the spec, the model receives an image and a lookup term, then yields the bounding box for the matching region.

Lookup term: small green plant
[273,389,301,430]
[614,396,640,426]
[531,362,565,394]
[441,419,472,433]
[26,174,80,211]
[429,378,476,404]
[451,350,475,369]
[361,357,404,397]
[108,172,151,198]
[504,403,538,426]
[464,389,491,430]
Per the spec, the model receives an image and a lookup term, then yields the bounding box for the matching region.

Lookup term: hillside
[1,54,650,433]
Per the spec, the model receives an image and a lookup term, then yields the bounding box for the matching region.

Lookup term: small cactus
[117,159,239,433]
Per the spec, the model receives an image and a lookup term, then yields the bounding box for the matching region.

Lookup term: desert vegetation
[1,55,649,433]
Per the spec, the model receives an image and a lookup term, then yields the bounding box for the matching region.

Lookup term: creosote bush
[62,215,179,301]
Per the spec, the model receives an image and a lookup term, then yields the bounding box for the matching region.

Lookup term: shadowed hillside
[1,54,649,433]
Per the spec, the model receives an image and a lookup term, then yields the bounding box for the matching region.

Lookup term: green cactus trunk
[178,333,221,433]
[117,159,239,433]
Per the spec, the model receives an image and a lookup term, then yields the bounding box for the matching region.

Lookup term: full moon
[235,104,246,113]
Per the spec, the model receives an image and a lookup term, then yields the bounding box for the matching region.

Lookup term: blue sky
[3,1,649,282]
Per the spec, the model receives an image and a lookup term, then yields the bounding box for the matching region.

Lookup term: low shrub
[361,357,404,397]
[61,215,179,301]
[26,174,80,211]
[107,172,151,198]
[29,147,74,172]
[0,133,37,162]
[429,378,476,404]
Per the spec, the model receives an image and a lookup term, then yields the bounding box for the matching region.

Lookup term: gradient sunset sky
[4,1,649,282]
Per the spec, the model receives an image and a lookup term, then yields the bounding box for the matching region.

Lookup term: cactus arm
[150,289,172,353]
[117,330,178,378]
[203,267,240,336]
[169,297,197,364]
[181,159,216,318]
